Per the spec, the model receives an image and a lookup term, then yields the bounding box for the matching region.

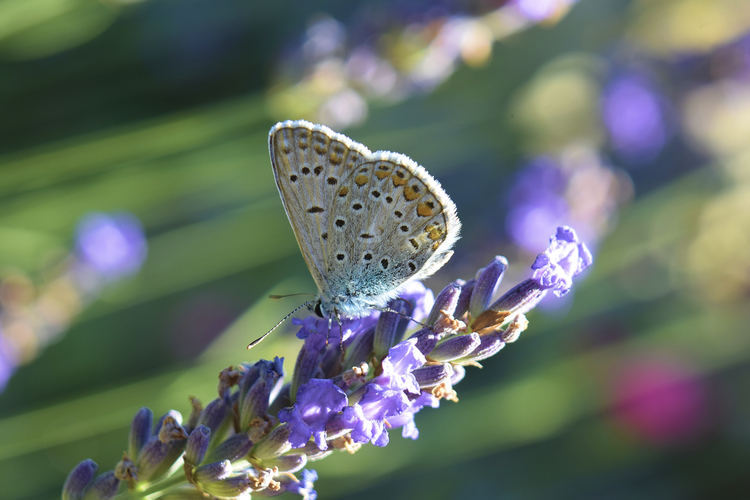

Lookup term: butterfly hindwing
[326,151,461,304]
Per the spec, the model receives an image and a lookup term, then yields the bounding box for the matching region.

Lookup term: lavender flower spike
[531,226,593,297]
[64,232,596,499]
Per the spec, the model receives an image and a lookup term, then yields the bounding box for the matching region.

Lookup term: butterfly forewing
[269,121,370,295]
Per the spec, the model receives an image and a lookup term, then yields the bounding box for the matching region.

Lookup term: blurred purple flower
[506,157,570,252]
[75,212,147,280]
[601,74,668,164]
[514,0,578,21]
[531,226,593,297]
[0,331,16,392]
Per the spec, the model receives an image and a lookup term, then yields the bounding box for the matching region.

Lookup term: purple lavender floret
[387,391,440,440]
[372,338,425,395]
[531,226,593,297]
[333,338,426,447]
[279,379,347,450]
[285,469,318,500]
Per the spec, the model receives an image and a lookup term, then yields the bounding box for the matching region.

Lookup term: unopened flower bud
[238,364,261,403]
[471,280,543,333]
[185,426,211,466]
[204,433,253,464]
[258,453,307,473]
[373,299,411,358]
[490,279,545,316]
[200,474,254,499]
[427,333,481,362]
[197,398,232,437]
[454,278,476,319]
[137,415,188,483]
[342,325,375,370]
[128,408,153,459]
[408,327,441,355]
[469,257,507,318]
[458,331,505,363]
[299,442,333,461]
[291,338,326,403]
[251,424,292,460]
[81,471,119,500]
[412,363,452,389]
[62,459,97,500]
[267,383,292,418]
[239,359,283,432]
[193,460,232,484]
[425,281,462,327]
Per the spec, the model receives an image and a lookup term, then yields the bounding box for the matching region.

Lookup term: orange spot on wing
[355,174,368,186]
[403,185,420,201]
[339,186,349,197]
[392,175,407,187]
[417,202,433,217]
[375,170,389,180]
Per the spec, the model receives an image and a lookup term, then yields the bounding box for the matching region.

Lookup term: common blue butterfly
[268,120,460,323]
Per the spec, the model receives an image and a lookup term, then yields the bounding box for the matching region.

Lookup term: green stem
[115,470,189,500]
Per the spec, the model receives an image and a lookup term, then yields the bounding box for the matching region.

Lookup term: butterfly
[264,120,460,331]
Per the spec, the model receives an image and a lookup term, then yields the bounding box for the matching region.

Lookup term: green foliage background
[2,0,750,498]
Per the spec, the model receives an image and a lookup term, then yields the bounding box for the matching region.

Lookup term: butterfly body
[269,120,460,319]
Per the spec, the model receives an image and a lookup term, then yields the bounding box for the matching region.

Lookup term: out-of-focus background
[2,0,750,498]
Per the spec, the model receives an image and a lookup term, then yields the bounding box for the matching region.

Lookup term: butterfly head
[311,299,325,318]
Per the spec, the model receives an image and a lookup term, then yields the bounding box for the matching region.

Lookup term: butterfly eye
[314,302,324,318]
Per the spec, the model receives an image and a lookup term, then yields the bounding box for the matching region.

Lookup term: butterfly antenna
[247,301,313,349]
[269,292,316,300]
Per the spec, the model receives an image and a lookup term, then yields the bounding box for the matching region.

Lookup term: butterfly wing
[269,120,370,296]
[325,149,461,309]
